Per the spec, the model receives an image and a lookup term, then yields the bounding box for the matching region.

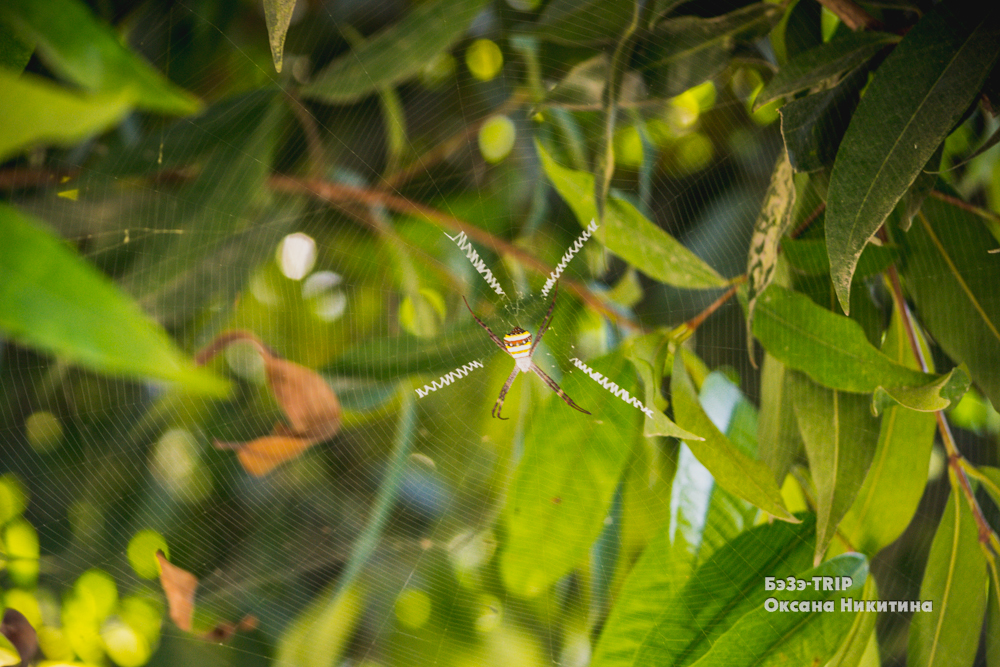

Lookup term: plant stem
[814,0,881,31]
[880,228,998,554]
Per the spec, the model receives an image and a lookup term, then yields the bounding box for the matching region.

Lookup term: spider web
[1,1,998,667]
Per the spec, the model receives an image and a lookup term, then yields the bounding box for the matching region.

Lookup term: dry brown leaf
[196,330,341,476]
[215,432,318,477]
[156,550,197,632]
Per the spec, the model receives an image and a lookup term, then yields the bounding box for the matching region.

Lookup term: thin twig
[380,89,530,190]
[814,0,882,31]
[930,189,1000,225]
[685,283,739,332]
[268,174,640,330]
[790,202,826,239]
[285,91,327,179]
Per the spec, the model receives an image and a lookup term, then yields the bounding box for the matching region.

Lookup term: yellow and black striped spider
[462,283,591,420]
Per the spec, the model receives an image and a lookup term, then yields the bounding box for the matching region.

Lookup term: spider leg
[531,281,558,355]
[463,295,507,351]
[530,362,591,415]
[492,366,521,420]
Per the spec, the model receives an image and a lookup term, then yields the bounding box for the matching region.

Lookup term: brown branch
[686,283,740,332]
[814,0,882,31]
[268,174,640,330]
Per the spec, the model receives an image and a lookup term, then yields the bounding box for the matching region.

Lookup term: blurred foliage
[1,1,1000,667]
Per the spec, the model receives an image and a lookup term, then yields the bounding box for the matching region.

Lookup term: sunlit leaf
[0,0,200,114]
[197,331,341,476]
[276,584,364,667]
[301,0,487,104]
[826,7,1000,312]
[0,204,229,395]
[750,285,967,406]
[687,554,868,667]
[502,353,640,597]
[746,149,796,364]
[592,516,816,667]
[788,371,879,564]
[537,142,727,289]
[897,192,1000,410]
[825,576,879,667]
[156,550,198,632]
[671,351,795,521]
[837,307,935,557]
[263,0,296,73]
[755,31,898,110]
[908,490,989,667]
[0,68,133,162]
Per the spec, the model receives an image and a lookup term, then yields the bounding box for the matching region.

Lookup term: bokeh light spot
[127,530,169,580]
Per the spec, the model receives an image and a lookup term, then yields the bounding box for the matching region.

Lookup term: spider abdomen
[504,327,532,359]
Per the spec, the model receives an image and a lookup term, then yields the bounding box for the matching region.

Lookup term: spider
[462,283,591,420]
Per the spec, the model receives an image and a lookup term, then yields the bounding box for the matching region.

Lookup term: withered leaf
[196,330,342,476]
[156,550,197,632]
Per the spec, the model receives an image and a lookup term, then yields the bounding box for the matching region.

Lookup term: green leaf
[979,467,1000,510]
[501,353,640,597]
[671,351,795,521]
[0,630,21,667]
[746,150,797,363]
[628,333,705,440]
[837,308,936,557]
[780,237,899,279]
[779,65,869,173]
[750,285,968,406]
[263,0,296,73]
[898,147,942,231]
[825,577,879,667]
[988,566,1000,667]
[826,8,1000,313]
[642,3,782,98]
[301,0,487,104]
[593,448,754,667]
[97,88,279,176]
[687,554,868,667]
[788,371,879,564]
[758,353,804,484]
[592,516,816,667]
[908,489,989,667]
[770,0,822,66]
[0,68,134,162]
[0,204,229,395]
[0,18,33,72]
[534,0,638,45]
[537,142,727,289]
[897,192,1000,410]
[0,0,200,114]
[755,31,898,110]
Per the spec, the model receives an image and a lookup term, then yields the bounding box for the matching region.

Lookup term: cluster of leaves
[2,0,1000,667]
